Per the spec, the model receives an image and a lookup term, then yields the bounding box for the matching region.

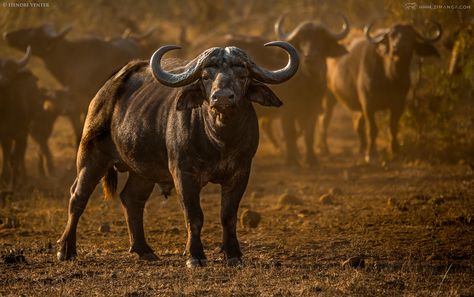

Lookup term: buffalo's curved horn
[330,13,350,40]
[129,26,157,41]
[274,13,290,40]
[44,24,72,39]
[416,20,442,43]
[364,21,386,44]
[17,46,31,69]
[249,41,299,84]
[150,45,203,87]
[55,25,72,39]
[121,28,132,39]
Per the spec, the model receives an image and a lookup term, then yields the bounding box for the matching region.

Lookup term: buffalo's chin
[209,107,236,127]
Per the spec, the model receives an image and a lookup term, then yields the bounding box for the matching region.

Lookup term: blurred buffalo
[0,47,58,186]
[3,24,140,144]
[322,21,442,162]
[193,14,349,165]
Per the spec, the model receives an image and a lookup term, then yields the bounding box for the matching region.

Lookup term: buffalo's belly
[113,129,173,184]
[332,80,361,111]
[364,83,408,111]
[334,88,361,111]
[274,82,326,114]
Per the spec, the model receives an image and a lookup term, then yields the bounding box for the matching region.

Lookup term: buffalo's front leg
[120,173,156,260]
[172,168,206,268]
[389,107,403,157]
[221,167,250,266]
[1,139,12,185]
[300,115,317,166]
[281,114,299,166]
[361,103,378,163]
[353,112,367,155]
[318,93,336,156]
[11,135,28,187]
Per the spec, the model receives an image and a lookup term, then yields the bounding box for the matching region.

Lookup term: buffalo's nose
[211,94,235,103]
[303,53,318,62]
[210,90,235,103]
[210,89,236,112]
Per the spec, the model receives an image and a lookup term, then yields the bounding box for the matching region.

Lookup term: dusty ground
[1,107,473,296]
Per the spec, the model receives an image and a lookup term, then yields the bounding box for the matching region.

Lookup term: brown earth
[1,106,473,296]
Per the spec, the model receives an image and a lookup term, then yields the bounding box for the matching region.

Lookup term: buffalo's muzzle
[210,89,236,113]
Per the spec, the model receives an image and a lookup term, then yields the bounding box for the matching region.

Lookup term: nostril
[228,94,234,99]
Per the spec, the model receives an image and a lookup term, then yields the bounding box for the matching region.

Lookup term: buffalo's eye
[202,70,214,81]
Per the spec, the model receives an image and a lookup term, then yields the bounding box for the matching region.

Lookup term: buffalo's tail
[102,167,118,200]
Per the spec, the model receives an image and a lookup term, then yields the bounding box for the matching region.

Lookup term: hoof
[318,146,331,156]
[284,159,300,167]
[364,154,377,164]
[186,258,207,268]
[226,257,243,267]
[139,252,159,261]
[304,157,319,167]
[56,240,76,261]
[56,250,76,261]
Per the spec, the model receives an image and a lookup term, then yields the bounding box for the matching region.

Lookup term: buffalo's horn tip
[264,41,283,47]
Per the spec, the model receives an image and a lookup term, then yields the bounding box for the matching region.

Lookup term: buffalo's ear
[247,81,283,107]
[176,82,204,110]
[415,42,440,57]
[324,38,348,57]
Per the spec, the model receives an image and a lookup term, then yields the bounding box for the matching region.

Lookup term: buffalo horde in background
[1,4,472,266]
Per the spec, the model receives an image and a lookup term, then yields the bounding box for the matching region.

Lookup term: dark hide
[322,23,441,161]
[0,58,45,186]
[57,45,296,267]
[4,24,139,144]
[222,24,348,165]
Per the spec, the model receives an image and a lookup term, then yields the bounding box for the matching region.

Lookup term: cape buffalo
[31,88,69,177]
[0,47,43,186]
[107,27,159,59]
[321,21,442,162]
[190,15,349,165]
[3,24,139,144]
[57,42,299,267]
[271,14,349,165]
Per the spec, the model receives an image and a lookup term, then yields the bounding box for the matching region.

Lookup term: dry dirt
[1,107,473,296]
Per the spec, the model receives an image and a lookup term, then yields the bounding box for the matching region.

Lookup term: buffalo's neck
[201,102,257,152]
[301,57,327,83]
[384,54,412,88]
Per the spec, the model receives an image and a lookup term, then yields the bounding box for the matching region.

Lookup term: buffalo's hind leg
[39,138,55,177]
[120,173,156,260]
[261,117,281,151]
[57,145,111,261]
